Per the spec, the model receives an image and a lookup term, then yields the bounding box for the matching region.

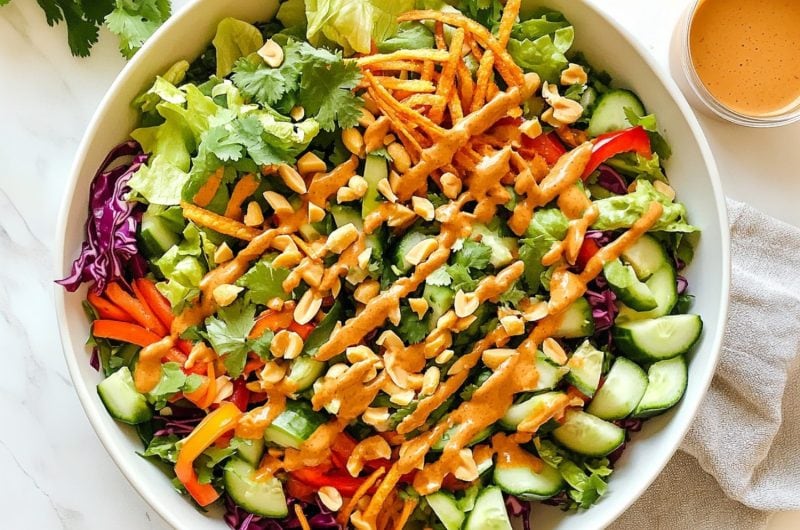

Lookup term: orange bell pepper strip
[249,309,295,339]
[184,377,211,406]
[87,291,133,322]
[92,320,162,347]
[133,278,174,329]
[105,282,167,336]
[175,402,242,506]
[197,362,218,410]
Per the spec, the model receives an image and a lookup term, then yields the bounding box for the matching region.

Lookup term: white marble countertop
[1,0,797,528]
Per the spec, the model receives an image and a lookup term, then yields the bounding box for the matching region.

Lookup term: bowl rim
[53,1,730,528]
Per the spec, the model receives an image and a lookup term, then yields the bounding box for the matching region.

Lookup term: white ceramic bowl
[55,1,730,528]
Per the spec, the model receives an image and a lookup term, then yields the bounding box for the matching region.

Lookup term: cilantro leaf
[390,305,428,344]
[453,239,493,271]
[231,40,305,107]
[203,300,258,378]
[141,435,181,464]
[236,259,292,304]
[147,362,202,409]
[299,54,363,132]
[445,264,479,292]
[105,0,172,59]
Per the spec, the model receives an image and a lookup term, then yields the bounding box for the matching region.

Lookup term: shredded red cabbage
[607,419,644,465]
[542,490,571,509]
[152,406,205,436]
[224,495,341,530]
[586,280,618,333]
[595,165,628,195]
[505,495,532,530]
[57,141,148,294]
[676,275,688,294]
[585,229,614,247]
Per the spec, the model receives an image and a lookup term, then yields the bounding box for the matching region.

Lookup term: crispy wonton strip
[356,49,450,66]
[224,173,259,220]
[397,10,524,86]
[430,27,465,123]
[497,0,521,47]
[472,50,495,112]
[456,60,475,109]
[361,60,424,73]
[360,77,436,93]
[393,498,419,530]
[181,202,261,240]
[364,70,446,139]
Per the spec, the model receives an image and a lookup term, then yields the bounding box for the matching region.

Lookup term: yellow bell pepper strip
[174,402,242,506]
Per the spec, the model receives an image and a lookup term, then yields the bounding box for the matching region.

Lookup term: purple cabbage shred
[595,165,628,195]
[505,495,532,530]
[676,275,688,295]
[585,281,618,333]
[57,140,148,294]
[224,495,341,530]
[584,230,614,247]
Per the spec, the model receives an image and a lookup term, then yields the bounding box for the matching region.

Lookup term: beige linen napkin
[611,199,800,529]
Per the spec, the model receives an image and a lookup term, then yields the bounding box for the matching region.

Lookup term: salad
[59,1,702,529]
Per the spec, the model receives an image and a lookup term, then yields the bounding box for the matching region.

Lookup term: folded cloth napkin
[611,198,800,529]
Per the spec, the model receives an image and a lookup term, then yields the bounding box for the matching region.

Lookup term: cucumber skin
[633,356,688,418]
[553,298,595,339]
[587,89,646,137]
[616,264,678,323]
[426,492,465,530]
[612,314,703,364]
[223,458,288,518]
[97,367,152,425]
[464,486,513,530]
[493,462,565,501]
[552,410,625,457]
[586,357,648,420]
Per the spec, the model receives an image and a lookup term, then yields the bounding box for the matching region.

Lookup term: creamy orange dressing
[689,0,800,116]
[307,156,359,207]
[236,391,287,439]
[134,335,175,393]
[491,432,544,473]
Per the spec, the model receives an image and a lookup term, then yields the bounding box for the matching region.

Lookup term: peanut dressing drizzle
[134,336,175,393]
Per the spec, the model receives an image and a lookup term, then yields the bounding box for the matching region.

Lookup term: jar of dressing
[670,0,800,127]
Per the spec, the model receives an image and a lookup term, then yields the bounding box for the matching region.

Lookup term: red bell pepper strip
[582,126,652,179]
[288,321,316,341]
[230,378,250,412]
[87,291,134,322]
[521,132,567,166]
[575,238,601,271]
[133,278,174,329]
[92,320,162,347]
[291,467,373,497]
[175,402,242,506]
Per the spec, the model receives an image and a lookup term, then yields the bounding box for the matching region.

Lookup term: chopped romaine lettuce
[591,179,698,233]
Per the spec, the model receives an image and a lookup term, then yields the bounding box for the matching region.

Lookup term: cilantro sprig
[1,0,171,58]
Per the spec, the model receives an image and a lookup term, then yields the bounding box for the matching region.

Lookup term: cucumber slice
[362,155,388,217]
[586,89,646,137]
[330,204,363,230]
[423,284,455,329]
[472,224,518,267]
[394,231,429,274]
[616,264,678,323]
[97,367,152,425]
[501,391,566,430]
[552,410,625,457]
[553,297,595,339]
[613,314,703,363]
[621,234,670,281]
[139,209,180,258]
[535,353,570,392]
[604,259,658,311]
[494,460,564,500]
[633,356,688,418]
[565,340,604,398]
[285,357,326,392]
[426,491,465,530]
[263,400,327,449]
[224,457,288,518]
[587,357,648,420]
[464,486,512,530]
[235,438,265,467]
[431,423,494,451]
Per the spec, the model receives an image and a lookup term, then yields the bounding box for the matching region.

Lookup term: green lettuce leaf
[592,179,698,233]
[155,223,216,312]
[377,21,434,53]
[305,0,415,54]
[141,435,181,464]
[518,208,568,292]
[128,156,190,205]
[212,18,264,77]
[508,25,574,84]
[276,0,307,28]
